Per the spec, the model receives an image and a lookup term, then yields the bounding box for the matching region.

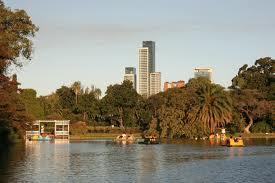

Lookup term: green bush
[252,121,272,133]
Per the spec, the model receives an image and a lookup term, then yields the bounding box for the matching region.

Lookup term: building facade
[150,72,161,96]
[164,80,185,91]
[142,41,155,73]
[124,67,136,90]
[138,47,150,97]
[138,41,161,98]
[194,67,213,82]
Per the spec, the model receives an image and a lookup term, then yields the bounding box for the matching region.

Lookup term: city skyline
[4,0,275,96]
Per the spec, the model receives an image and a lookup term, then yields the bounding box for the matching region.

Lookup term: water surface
[0,139,274,183]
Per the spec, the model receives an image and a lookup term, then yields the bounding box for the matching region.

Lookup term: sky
[4,0,275,96]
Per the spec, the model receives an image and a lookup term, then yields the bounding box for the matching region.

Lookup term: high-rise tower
[124,67,136,90]
[142,41,155,73]
[138,41,160,98]
[138,47,149,98]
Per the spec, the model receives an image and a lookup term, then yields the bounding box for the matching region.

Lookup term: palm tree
[190,83,232,134]
[71,81,81,105]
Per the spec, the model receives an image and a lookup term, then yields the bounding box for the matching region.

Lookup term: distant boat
[139,136,160,145]
[227,137,244,147]
[114,134,135,142]
[30,135,53,141]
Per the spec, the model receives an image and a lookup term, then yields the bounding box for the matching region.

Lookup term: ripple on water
[0,139,274,183]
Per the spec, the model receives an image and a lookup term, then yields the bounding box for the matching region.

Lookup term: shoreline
[69,133,275,140]
[70,133,142,140]
[241,133,275,139]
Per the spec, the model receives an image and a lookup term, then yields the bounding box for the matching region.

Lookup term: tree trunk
[134,110,140,127]
[118,107,124,129]
[83,112,87,121]
[75,94,78,105]
[244,113,253,134]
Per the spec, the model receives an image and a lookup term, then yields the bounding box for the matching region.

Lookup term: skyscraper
[124,67,136,90]
[138,41,161,97]
[194,67,213,82]
[138,47,150,97]
[142,41,155,73]
[150,72,161,96]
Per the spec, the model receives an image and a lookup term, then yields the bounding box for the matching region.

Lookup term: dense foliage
[0,1,38,144]
[230,57,274,133]
[33,59,271,138]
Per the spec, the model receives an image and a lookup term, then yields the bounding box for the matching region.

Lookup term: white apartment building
[124,67,136,90]
[138,47,149,98]
[124,74,136,90]
[150,72,161,96]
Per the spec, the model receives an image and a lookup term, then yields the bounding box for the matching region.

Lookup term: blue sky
[4,0,275,96]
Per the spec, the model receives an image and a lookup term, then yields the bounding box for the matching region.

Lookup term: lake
[0,139,275,183]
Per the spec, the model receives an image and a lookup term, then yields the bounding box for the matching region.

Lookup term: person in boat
[209,133,215,139]
[234,135,242,142]
[220,133,227,141]
[227,136,233,144]
[215,133,220,139]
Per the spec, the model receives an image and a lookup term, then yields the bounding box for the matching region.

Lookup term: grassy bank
[241,133,275,138]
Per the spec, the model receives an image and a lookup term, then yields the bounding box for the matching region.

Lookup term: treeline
[17,57,275,139]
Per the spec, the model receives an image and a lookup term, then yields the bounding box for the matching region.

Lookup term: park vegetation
[0,1,274,144]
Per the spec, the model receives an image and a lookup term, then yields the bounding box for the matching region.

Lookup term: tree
[71,81,81,105]
[146,93,165,117]
[133,98,151,131]
[154,78,233,138]
[231,57,274,94]
[193,83,232,134]
[78,92,99,122]
[18,89,44,119]
[230,57,274,133]
[56,86,75,110]
[39,93,63,119]
[102,80,139,128]
[231,89,272,134]
[0,1,38,74]
[0,1,38,144]
[0,76,30,143]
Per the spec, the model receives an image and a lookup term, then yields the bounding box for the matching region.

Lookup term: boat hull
[227,139,244,147]
[139,138,160,145]
[114,134,135,142]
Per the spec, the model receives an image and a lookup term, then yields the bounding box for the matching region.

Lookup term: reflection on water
[229,146,244,159]
[0,139,275,183]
